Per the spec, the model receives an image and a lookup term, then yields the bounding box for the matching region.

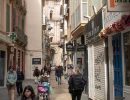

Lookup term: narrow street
[50,71,88,100]
[0,71,88,100]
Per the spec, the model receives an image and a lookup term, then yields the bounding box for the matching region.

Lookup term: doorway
[0,50,5,86]
[112,33,123,99]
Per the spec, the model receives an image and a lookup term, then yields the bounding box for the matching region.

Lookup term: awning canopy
[99,14,130,39]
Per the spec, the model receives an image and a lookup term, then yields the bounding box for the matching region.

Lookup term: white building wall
[43,0,62,66]
[25,0,42,79]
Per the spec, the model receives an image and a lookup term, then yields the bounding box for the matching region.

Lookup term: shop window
[123,32,130,86]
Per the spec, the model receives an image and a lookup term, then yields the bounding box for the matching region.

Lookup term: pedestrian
[55,65,62,85]
[16,67,24,96]
[68,67,86,100]
[33,67,40,83]
[40,67,44,75]
[60,65,63,76]
[47,66,51,75]
[6,66,17,100]
[21,85,36,100]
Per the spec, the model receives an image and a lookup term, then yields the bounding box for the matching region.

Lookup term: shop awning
[99,14,130,39]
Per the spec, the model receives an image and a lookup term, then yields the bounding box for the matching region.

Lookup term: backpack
[72,74,86,91]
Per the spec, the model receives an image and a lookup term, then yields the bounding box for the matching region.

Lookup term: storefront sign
[77,44,85,51]
[107,0,130,12]
[77,58,82,65]
[32,58,41,65]
[103,7,129,28]
[66,43,74,51]
[85,10,103,44]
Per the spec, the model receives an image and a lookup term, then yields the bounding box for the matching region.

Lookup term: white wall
[43,0,62,67]
[25,0,42,79]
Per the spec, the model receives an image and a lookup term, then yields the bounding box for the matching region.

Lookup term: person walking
[47,66,51,75]
[16,67,24,96]
[68,67,86,100]
[40,67,44,75]
[33,67,40,83]
[6,66,17,100]
[55,66,62,85]
[21,85,36,100]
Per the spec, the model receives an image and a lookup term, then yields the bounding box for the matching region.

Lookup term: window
[22,16,24,31]
[123,32,130,86]
[82,3,88,20]
[82,0,88,21]
[0,0,3,30]
[6,4,10,32]
[13,7,16,29]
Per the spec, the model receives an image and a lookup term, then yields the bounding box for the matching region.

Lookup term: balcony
[13,26,27,46]
[14,0,27,16]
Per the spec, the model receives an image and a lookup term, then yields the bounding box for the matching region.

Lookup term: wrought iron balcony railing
[13,26,27,46]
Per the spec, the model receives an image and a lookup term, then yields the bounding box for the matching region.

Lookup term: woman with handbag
[6,66,17,100]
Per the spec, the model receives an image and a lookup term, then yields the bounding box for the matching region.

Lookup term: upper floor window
[0,0,4,30]
[82,1,88,21]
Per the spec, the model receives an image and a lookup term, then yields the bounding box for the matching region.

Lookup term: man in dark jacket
[68,67,86,100]
[16,67,24,96]
[55,66,62,85]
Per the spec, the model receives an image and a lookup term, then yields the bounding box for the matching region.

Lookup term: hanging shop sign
[8,32,17,41]
[77,44,85,51]
[107,0,130,12]
[77,58,82,65]
[32,58,41,65]
[66,43,74,51]
[85,10,103,44]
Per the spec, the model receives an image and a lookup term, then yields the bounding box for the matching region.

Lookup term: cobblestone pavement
[49,71,88,100]
[0,71,88,100]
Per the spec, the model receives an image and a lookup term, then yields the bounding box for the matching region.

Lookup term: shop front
[85,10,107,100]
[0,31,12,87]
[100,8,130,100]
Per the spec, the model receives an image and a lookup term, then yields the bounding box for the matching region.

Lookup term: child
[21,85,36,100]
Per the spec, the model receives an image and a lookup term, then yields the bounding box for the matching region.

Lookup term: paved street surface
[50,71,88,100]
[0,71,88,100]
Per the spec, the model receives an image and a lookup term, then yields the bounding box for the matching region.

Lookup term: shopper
[16,67,24,96]
[33,67,40,83]
[6,66,17,100]
[68,67,86,100]
[55,66,62,85]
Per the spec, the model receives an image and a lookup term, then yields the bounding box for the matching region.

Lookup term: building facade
[100,7,130,100]
[42,0,63,67]
[25,0,42,79]
[0,0,12,87]
[0,0,27,86]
